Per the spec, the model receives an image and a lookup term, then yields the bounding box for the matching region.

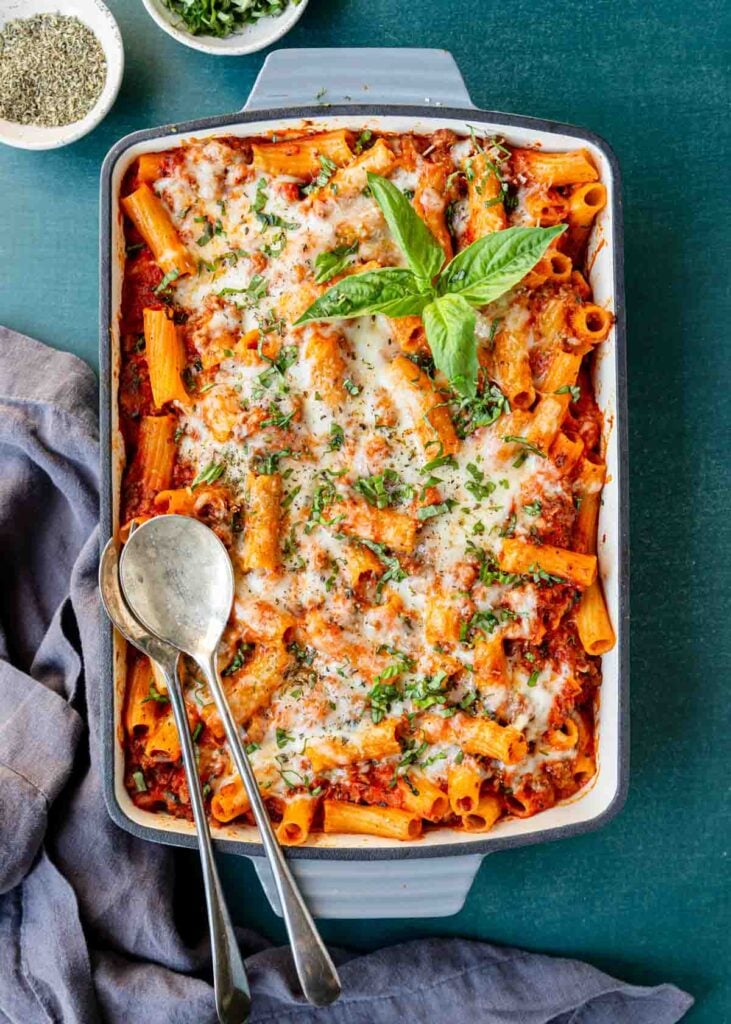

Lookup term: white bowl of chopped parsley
[140,0,309,55]
[0,0,123,150]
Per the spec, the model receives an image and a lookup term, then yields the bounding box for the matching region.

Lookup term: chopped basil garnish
[313,241,359,284]
[191,461,225,489]
[354,469,413,509]
[556,384,581,402]
[141,681,169,705]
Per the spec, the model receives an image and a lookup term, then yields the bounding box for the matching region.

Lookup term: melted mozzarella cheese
[142,136,592,802]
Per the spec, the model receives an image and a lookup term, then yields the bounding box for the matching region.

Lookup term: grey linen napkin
[0,326,693,1024]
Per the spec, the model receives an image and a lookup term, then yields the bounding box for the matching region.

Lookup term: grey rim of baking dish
[99,104,630,861]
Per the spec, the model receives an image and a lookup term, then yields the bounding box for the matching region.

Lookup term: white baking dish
[100,48,628,918]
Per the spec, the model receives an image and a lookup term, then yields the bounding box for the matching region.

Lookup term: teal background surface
[1,1,729,1019]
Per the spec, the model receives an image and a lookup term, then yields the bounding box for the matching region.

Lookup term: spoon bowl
[119,514,234,658]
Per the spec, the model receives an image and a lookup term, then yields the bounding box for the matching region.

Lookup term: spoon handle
[199,656,341,1008]
[159,656,251,1024]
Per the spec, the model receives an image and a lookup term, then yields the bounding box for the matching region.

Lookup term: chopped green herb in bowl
[142,0,308,54]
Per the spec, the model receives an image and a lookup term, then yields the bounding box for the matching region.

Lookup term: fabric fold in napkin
[0,326,693,1024]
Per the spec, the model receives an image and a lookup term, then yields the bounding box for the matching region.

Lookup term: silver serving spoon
[118,515,341,1008]
[99,538,251,1024]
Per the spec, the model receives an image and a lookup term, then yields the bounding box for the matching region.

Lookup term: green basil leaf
[423,294,478,399]
[294,268,429,324]
[367,173,444,286]
[438,225,567,306]
[313,242,358,284]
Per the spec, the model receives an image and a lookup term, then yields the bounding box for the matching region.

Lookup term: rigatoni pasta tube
[545,717,580,751]
[448,762,482,815]
[422,713,527,765]
[573,753,596,787]
[465,151,507,238]
[513,148,599,187]
[196,701,225,744]
[121,184,195,277]
[424,590,463,646]
[342,542,383,588]
[456,716,527,764]
[252,129,354,178]
[483,330,534,410]
[571,270,592,301]
[568,182,607,228]
[544,249,573,282]
[473,634,508,687]
[388,354,458,456]
[143,308,188,408]
[499,538,597,590]
[242,472,282,572]
[565,182,608,260]
[124,656,159,736]
[137,415,176,495]
[398,772,449,822]
[569,304,613,344]
[330,497,417,555]
[323,800,422,841]
[414,161,452,260]
[326,138,396,199]
[389,315,427,355]
[237,599,297,644]
[307,720,400,772]
[222,642,289,725]
[526,247,571,284]
[572,461,615,653]
[276,795,317,846]
[574,493,601,557]
[573,460,606,554]
[304,609,388,680]
[535,293,569,340]
[576,579,615,655]
[143,716,181,762]
[523,394,570,451]
[540,349,582,395]
[153,487,196,515]
[523,187,568,227]
[304,327,347,407]
[549,431,584,475]
[461,794,502,833]
[211,779,250,823]
[136,152,166,184]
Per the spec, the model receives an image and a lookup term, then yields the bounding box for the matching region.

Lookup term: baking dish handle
[250,852,484,919]
[244,48,475,111]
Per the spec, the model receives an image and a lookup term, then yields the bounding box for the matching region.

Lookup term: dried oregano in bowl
[0,13,107,126]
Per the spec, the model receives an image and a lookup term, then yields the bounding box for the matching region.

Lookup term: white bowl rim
[0,0,124,151]
[139,0,309,56]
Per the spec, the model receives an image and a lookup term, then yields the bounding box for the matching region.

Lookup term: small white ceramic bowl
[140,0,309,56]
[0,0,123,151]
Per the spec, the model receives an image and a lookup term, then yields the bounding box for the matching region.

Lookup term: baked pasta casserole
[117,126,615,844]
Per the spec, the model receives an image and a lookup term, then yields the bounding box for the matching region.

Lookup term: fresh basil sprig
[295,172,566,398]
[298,266,429,321]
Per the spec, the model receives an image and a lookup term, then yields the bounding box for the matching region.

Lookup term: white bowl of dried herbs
[140,0,309,56]
[0,0,123,149]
